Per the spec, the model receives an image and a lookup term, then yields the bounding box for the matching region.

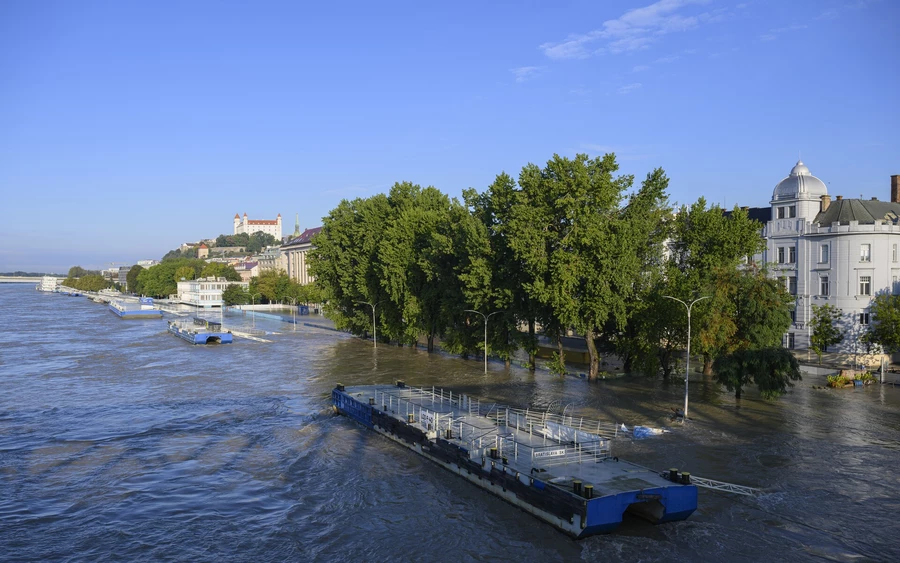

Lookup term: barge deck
[332,382,697,538]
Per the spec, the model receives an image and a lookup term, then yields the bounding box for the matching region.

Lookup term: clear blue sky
[1,0,897,273]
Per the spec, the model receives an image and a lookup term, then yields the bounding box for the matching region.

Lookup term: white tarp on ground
[540,420,606,446]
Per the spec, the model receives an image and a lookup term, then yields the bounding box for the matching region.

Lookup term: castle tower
[234,213,240,235]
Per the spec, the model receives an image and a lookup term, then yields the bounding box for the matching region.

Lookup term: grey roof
[282,226,323,248]
[772,160,828,200]
[814,198,900,225]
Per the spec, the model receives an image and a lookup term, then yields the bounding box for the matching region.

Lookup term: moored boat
[167,318,233,345]
[109,297,163,319]
[35,276,59,292]
[332,383,697,538]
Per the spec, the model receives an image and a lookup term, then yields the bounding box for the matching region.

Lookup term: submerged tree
[713,347,801,399]
[810,303,844,363]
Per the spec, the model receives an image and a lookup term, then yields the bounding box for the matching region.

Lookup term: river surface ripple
[1,285,899,562]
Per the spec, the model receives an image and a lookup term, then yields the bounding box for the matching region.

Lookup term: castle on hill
[233,213,282,239]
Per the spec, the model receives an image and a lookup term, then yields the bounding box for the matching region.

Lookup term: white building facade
[177,277,249,308]
[283,227,321,285]
[760,162,900,353]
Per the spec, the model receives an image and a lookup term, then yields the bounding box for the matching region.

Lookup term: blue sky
[1,0,897,273]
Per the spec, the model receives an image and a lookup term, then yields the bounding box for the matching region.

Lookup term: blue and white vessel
[167,318,233,345]
[109,297,163,319]
[332,383,697,538]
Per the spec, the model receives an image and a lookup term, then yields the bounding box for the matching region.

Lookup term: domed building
[760,161,900,356]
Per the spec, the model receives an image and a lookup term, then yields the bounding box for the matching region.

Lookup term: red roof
[247,219,278,225]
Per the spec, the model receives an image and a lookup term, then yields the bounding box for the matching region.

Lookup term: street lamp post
[358,301,380,348]
[250,293,261,329]
[288,297,297,332]
[663,295,710,420]
[465,309,503,374]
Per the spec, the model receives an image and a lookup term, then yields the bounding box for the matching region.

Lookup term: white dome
[772,160,828,200]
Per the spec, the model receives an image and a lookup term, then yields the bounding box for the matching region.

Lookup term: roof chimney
[892,175,900,203]
[836,195,843,201]
[820,194,831,212]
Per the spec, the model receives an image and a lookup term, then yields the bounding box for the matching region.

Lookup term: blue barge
[109,297,163,319]
[332,383,697,538]
[167,318,233,345]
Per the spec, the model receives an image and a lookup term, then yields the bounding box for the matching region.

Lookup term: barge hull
[332,386,697,538]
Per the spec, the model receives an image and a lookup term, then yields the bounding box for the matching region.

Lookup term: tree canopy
[864,294,900,353]
[305,151,795,391]
[713,347,802,399]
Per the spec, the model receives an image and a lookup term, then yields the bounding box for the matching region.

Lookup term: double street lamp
[358,301,380,348]
[250,293,261,329]
[663,295,710,420]
[465,309,503,374]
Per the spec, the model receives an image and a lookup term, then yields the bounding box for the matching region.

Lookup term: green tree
[810,303,844,363]
[713,347,802,399]
[174,266,195,282]
[126,265,144,294]
[309,194,393,341]
[67,266,88,278]
[223,284,248,305]
[64,274,111,292]
[508,153,670,379]
[668,200,767,374]
[864,294,900,353]
[464,172,544,368]
[136,258,208,298]
[201,262,240,281]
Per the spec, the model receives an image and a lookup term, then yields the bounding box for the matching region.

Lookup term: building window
[894,275,899,295]
[894,244,898,263]
[820,276,829,296]
[820,244,829,263]
[861,244,871,262]
[789,277,797,295]
[859,312,870,326]
[778,246,797,264]
[785,333,795,349]
[860,276,871,296]
[790,308,796,323]
[777,206,796,219]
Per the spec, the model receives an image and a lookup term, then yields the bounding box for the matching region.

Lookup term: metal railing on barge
[368,385,620,469]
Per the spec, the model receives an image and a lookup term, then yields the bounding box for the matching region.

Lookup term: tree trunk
[556,333,566,374]
[505,357,511,368]
[735,387,742,399]
[585,329,599,380]
[527,319,536,371]
[660,349,672,379]
[702,354,713,376]
[427,333,434,353]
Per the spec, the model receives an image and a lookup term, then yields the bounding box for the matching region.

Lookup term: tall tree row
[308,153,794,382]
